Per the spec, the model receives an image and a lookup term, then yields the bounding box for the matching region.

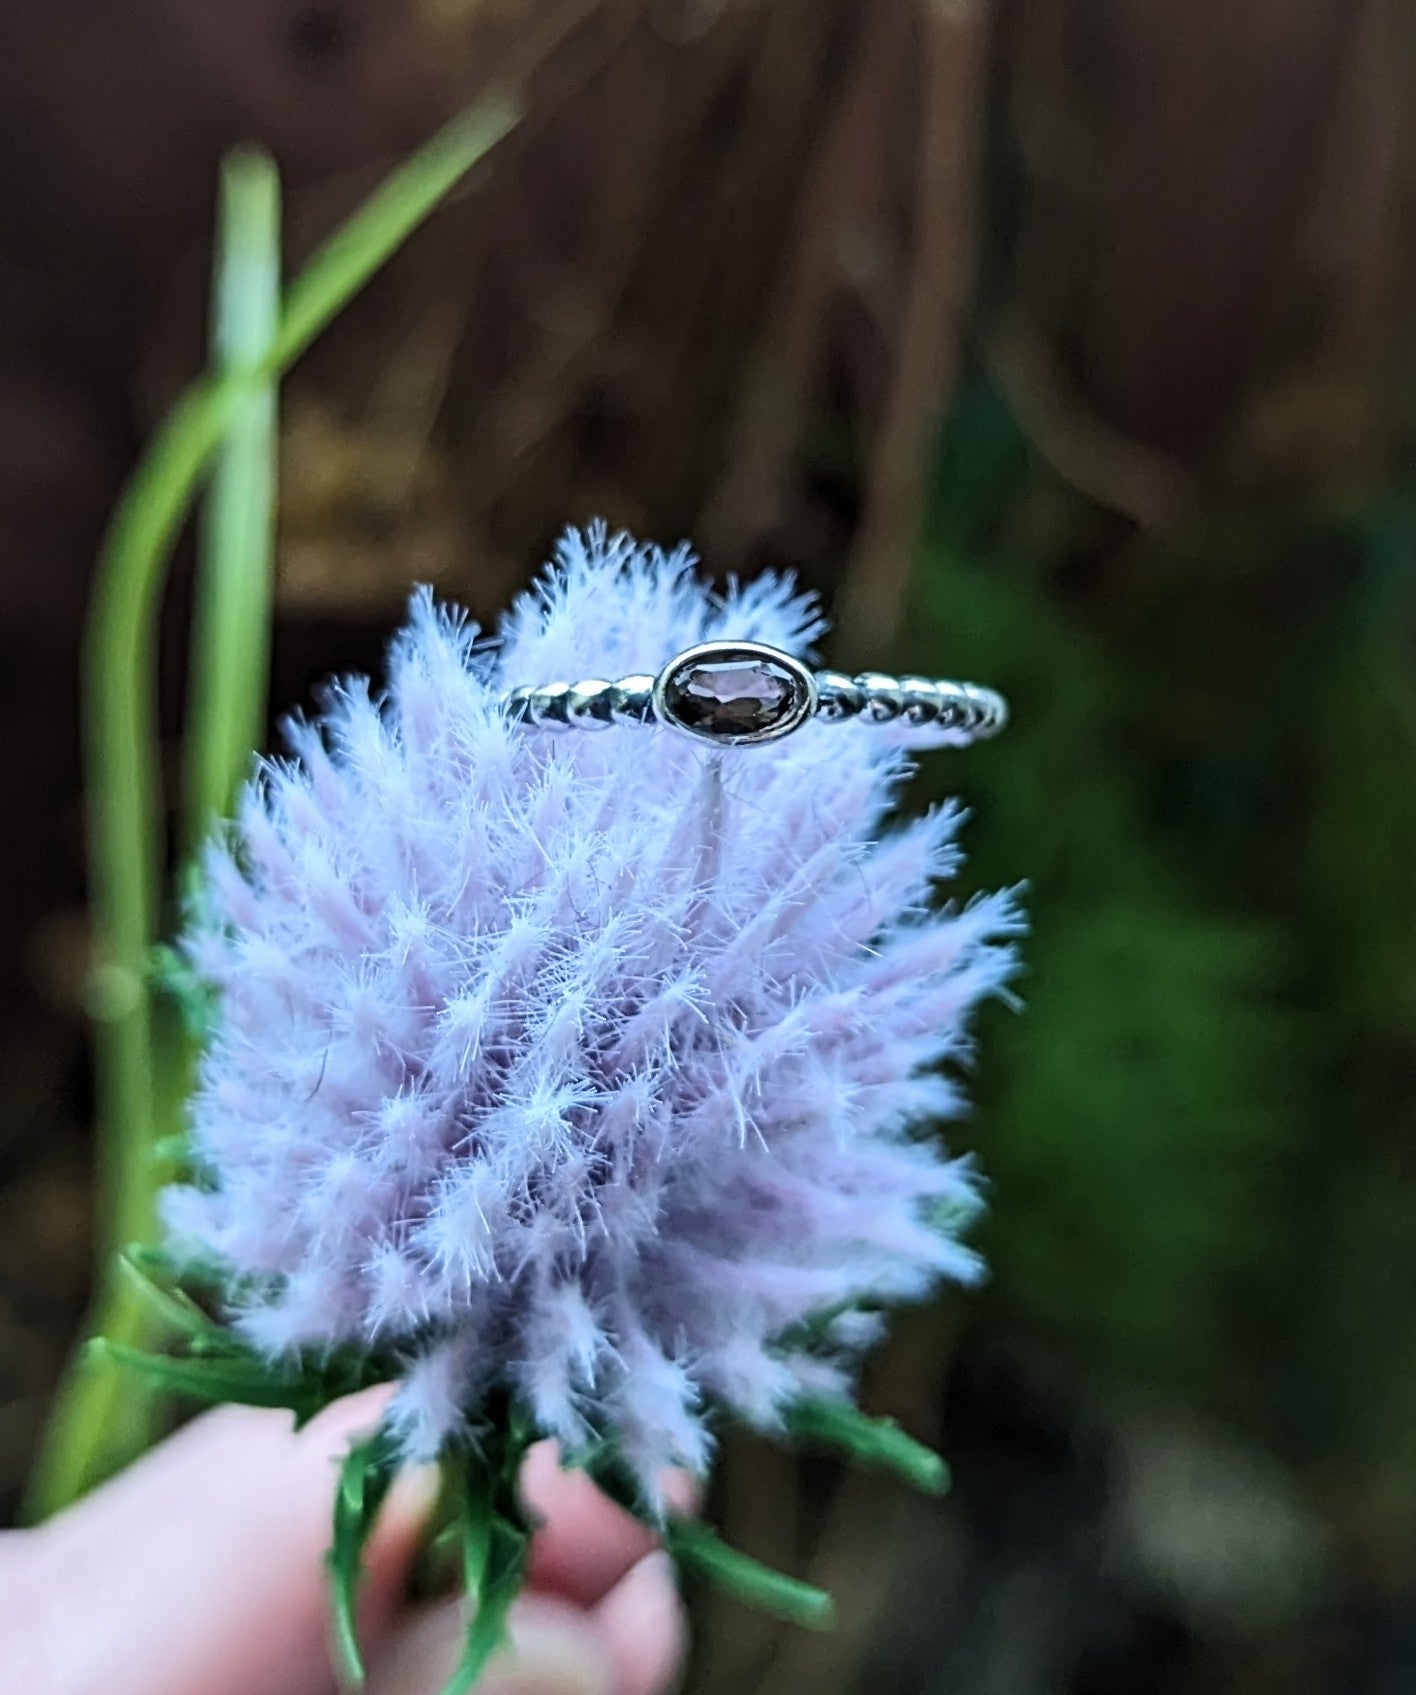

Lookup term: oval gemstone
[656,645,813,744]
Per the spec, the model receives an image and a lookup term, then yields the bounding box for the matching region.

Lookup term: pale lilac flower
[164,524,1020,1498]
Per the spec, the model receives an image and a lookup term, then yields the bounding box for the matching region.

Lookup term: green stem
[583,1449,834,1632]
[185,147,281,850]
[274,98,517,370]
[25,92,520,1523]
[665,1518,835,1630]
[783,1396,951,1495]
[24,384,235,1520]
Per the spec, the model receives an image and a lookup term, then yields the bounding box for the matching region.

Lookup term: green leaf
[275,97,518,369]
[329,1425,403,1686]
[439,1444,533,1695]
[111,1252,225,1349]
[665,1517,835,1630]
[30,90,521,1519]
[149,943,218,1042]
[186,145,282,849]
[528,1437,837,1636]
[783,1397,950,1496]
[93,1293,393,1412]
[91,1338,327,1420]
[124,1242,227,1293]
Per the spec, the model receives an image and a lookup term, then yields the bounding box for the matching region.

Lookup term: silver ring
[502,640,1008,749]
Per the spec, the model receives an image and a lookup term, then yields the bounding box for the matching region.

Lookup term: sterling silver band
[503,640,1007,749]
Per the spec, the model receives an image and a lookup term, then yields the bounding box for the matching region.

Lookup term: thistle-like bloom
[165,525,1019,1498]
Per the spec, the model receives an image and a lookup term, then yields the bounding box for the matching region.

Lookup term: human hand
[0,1392,688,1695]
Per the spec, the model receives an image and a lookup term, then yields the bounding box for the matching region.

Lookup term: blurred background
[2,1,1415,1689]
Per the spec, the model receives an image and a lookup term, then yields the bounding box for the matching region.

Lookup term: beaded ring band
[504,640,1008,749]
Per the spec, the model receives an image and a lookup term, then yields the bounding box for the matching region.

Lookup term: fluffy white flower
[165,524,1020,1496]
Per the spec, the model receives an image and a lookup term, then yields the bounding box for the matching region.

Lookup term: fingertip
[358,1461,443,1642]
[366,1591,613,1695]
[297,1383,397,1458]
[522,1444,657,1606]
[657,1468,701,1520]
[594,1552,689,1695]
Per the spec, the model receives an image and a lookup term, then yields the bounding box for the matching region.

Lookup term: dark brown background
[3,3,1414,1691]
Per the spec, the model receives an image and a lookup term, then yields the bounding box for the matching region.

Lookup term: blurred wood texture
[0,0,1397,643]
[0,6,1410,1690]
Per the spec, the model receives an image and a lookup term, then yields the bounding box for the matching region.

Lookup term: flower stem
[24,92,520,1522]
[23,383,234,1521]
[185,146,281,851]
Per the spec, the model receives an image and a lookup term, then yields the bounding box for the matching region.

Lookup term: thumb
[366,1592,611,1695]
[365,1548,685,1695]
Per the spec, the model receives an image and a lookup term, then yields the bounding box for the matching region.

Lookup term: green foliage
[665,1519,836,1631]
[441,1439,534,1695]
[185,147,281,851]
[983,894,1286,1376]
[150,942,218,1045]
[907,381,1416,1524]
[330,1412,537,1695]
[111,1250,221,1345]
[575,1390,948,1635]
[1278,519,1416,1476]
[582,1412,869,1632]
[273,100,516,370]
[96,1251,393,1425]
[905,547,1288,1387]
[782,1398,950,1495]
[110,1246,867,1659]
[905,384,1295,1394]
[330,1426,404,1686]
[28,90,521,1522]
[1307,609,1416,1041]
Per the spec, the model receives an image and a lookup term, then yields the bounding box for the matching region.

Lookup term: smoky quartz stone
[653,643,816,745]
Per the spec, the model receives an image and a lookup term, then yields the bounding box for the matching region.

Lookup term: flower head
[165,524,1019,1496]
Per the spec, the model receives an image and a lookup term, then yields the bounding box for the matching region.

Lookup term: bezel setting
[652,641,819,747]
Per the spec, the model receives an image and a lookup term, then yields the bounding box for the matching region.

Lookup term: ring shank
[814,670,1007,737]
[505,666,1006,743]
